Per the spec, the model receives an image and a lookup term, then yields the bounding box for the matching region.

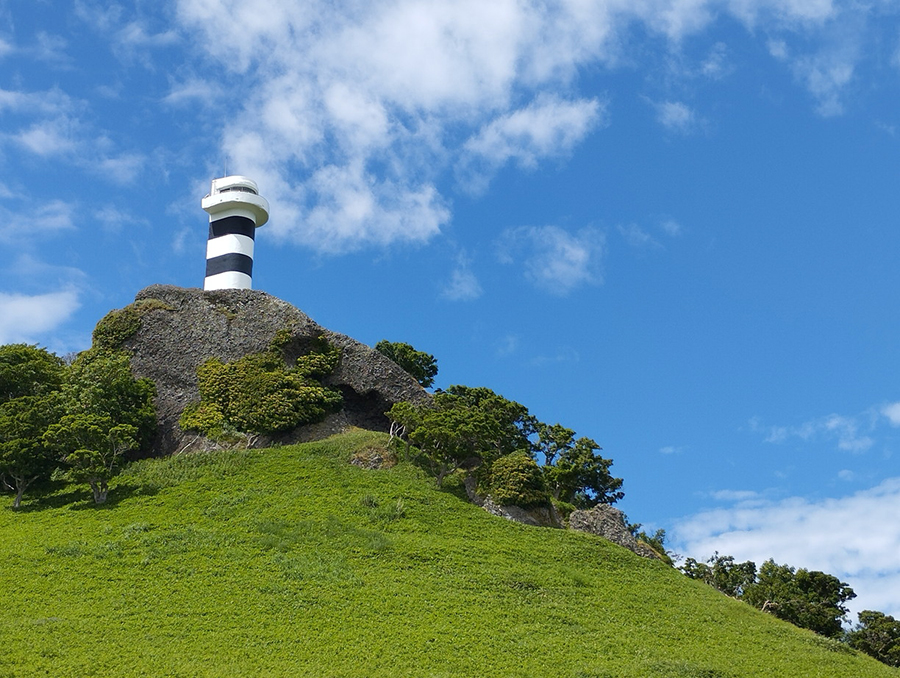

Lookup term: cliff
[115,285,429,455]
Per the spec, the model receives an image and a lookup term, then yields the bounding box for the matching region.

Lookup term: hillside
[1,429,894,678]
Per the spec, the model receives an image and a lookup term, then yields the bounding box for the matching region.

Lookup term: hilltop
[1,429,894,678]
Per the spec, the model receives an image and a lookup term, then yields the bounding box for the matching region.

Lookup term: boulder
[117,285,429,455]
[568,505,662,560]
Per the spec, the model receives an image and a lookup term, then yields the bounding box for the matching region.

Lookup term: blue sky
[3,0,900,618]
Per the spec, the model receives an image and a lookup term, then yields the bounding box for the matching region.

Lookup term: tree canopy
[375,340,438,388]
[387,384,623,508]
[848,610,900,667]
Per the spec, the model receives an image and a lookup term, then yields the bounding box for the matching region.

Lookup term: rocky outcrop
[568,505,662,560]
[118,285,429,455]
[463,476,562,528]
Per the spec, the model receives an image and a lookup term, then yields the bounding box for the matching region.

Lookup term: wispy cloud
[458,94,605,194]
[498,225,605,295]
[750,404,891,453]
[441,254,483,301]
[0,199,77,242]
[618,223,661,249]
[655,100,698,134]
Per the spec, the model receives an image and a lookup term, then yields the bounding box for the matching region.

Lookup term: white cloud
[458,94,605,193]
[164,77,225,106]
[882,402,900,427]
[498,225,605,295]
[164,0,867,254]
[793,49,855,117]
[0,289,81,344]
[674,477,900,617]
[660,219,683,236]
[753,408,877,453]
[14,119,79,156]
[656,100,697,133]
[442,255,483,301]
[495,334,520,357]
[700,42,730,79]
[0,200,77,242]
[619,223,661,248]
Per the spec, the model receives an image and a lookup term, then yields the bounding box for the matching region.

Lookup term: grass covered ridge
[1,429,894,677]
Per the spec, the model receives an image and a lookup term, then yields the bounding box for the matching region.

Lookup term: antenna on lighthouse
[201,175,269,291]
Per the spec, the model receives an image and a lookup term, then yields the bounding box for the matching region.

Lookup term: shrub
[92,299,173,350]
[180,338,343,439]
[489,452,551,508]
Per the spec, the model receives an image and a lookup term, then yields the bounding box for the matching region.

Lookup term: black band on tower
[206,252,254,278]
[209,216,256,240]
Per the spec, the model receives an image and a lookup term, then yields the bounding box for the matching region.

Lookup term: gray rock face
[463,476,562,528]
[121,285,429,455]
[568,505,662,560]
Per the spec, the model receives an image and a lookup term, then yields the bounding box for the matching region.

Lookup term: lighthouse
[202,175,269,291]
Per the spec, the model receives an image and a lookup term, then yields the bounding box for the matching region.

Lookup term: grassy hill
[1,429,894,677]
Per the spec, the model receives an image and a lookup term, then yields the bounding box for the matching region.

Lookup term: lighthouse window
[219,186,258,195]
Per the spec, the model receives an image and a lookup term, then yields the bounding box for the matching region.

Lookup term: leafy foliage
[539,426,623,507]
[848,610,900,667]
[742,560,856,638]
[92,299,173,351]
[387,385,623,508]
[42,348,156,504]
[488,452,550,507]
[375,340,438,388]
[0,392,65,507]
[64,349,157,449]
[45,415,140,504]
[0,345,67,507]
[180,339,342,439]
[681,552,757,598]
[0,343,65,402]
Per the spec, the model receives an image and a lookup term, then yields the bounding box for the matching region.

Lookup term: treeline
[0,344,155,506]
[681,552,900,667]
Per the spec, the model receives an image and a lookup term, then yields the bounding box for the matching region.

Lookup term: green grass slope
[1,429,894,678]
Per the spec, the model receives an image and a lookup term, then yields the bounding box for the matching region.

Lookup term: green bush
[180,339,343,439]
[489,452,551,508]
[92,299,173,350]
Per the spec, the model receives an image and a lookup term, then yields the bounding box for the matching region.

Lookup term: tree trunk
[89,479,109,504]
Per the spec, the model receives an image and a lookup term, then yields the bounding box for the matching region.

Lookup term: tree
[0,345,67,507]
[64,349,156,449]
[0,343,65,403]
[680,552,757,598]
[488,452,550,507]
[387,386,535,486]
[44,415,139,504]
[0,393,64,507]
[46,349,156,504]
[742,559,855,638]
[538,425,623,507]
[847,610,900,667]
[375,340,438,388]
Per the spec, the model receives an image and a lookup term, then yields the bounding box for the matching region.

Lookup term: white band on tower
[202,176,269,291]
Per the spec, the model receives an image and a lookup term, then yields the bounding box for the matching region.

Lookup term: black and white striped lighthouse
[202,175,269,290]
